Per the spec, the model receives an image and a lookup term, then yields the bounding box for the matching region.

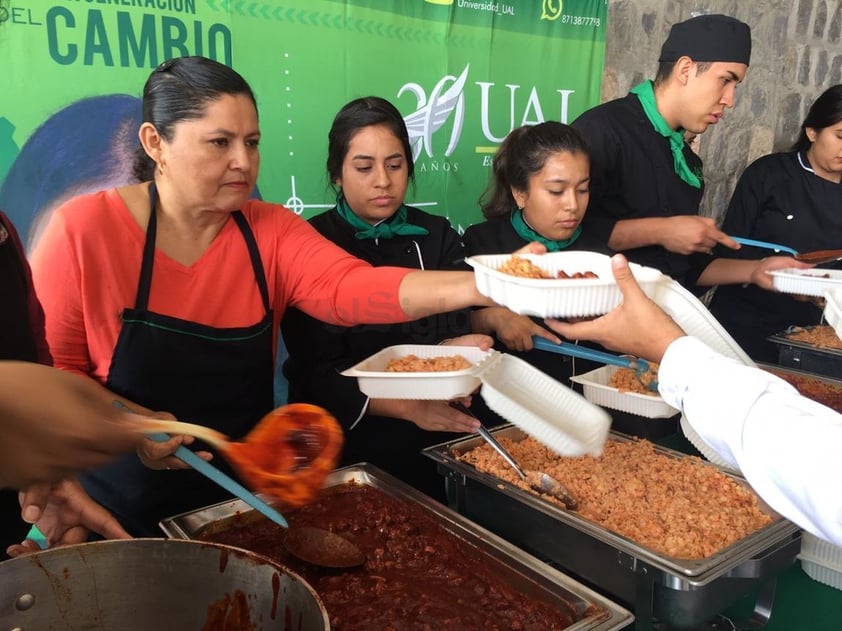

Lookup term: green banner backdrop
[0,0,607,247]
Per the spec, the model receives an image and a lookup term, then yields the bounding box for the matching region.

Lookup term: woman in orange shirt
[26,56,503,538]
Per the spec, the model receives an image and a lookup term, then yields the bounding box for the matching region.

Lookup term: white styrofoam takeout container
[570,365,679,419]
[643,277,754,470]
[799,531,842,591]
[342,344,611,457]
[823,289,842,341]
[466,251,663,318]
[678,415,736,470]
[340,344,493,400]
[770,268,842,297]
[645,277,754,366]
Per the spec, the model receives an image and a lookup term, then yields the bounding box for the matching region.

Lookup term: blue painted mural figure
[0,95,143,251]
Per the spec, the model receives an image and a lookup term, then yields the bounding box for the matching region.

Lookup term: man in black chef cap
[573,14,752,291]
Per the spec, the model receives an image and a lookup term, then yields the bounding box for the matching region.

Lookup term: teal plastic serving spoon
[113,401,288,528]
[531,336,658,392]
[730,236,798,256]
[730,237,842,265]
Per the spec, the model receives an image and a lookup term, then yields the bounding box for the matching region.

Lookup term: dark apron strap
[231,211,271,314]
[139,183,270,313]
[135,183,160,311]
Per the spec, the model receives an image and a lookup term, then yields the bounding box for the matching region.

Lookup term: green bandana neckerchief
[630,80,702,189]
[510,208,582,252]
[335,194,429,240]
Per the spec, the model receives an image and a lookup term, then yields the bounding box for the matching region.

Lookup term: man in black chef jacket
[572,14,750,291]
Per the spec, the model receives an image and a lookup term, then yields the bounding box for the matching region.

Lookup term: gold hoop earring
[157,163,164,175]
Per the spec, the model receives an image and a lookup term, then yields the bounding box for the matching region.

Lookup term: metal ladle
[280,526,365,569]
[450,402,578,510]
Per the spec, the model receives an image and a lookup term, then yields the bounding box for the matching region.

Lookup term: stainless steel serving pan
[161,463,634,631]
[424,427,801,630]
[0,539,329,630]
[768,331,842,358]
[761,362,842,385]
[760,362,842,413]
[768,326,842,379]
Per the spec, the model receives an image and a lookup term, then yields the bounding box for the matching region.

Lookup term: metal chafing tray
[423,428,801,631]
[768,325,842,379]
[160,463,634,631]
[761,362,842,399]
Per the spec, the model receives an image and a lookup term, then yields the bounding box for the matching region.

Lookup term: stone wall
[603,0,841,219]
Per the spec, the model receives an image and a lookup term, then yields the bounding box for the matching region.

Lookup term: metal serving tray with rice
[161,464,634,631]
[760,362,842,411]
[423,427,801,630]
[768,325,842,379]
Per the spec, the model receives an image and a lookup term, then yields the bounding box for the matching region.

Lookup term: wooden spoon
[141,404,364,568]
[140,404,343,507]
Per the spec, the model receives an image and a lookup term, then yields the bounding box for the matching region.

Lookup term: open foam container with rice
[342,344,611,457]
[466,251,663,318]
[769,267,842,296]
[466,251,755,463]
[560,272,755,463]
[570,365,679,419]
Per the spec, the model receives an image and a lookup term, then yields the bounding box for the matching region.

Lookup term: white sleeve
[658,336,842,546]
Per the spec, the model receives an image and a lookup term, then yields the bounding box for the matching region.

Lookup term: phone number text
[561,15,601,27]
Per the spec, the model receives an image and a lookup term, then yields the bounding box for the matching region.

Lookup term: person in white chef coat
[546,253,842,546]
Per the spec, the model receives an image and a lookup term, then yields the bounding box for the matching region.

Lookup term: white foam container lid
[823,289,842,341]
[644,277,754,470]
[645,277,754,365]
[799,531,842,591]
[467,251,663,318]
[770,268,842,297]
[678,414,736,470]
[479,354,611,457]
[570,365,679,419]
[342,344,611,457]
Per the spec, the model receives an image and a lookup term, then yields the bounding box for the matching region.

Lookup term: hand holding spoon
[140,404,343,508]
[140,404,364,568]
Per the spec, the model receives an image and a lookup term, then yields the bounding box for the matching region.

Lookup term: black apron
[80,185,275,536]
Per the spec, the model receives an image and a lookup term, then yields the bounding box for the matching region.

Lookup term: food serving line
[4,252,842,630]
[341,252,842,629]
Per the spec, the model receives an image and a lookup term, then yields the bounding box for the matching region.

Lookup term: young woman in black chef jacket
[281,97,492,502]
[708,84,842,362]
[462,122,608,384]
